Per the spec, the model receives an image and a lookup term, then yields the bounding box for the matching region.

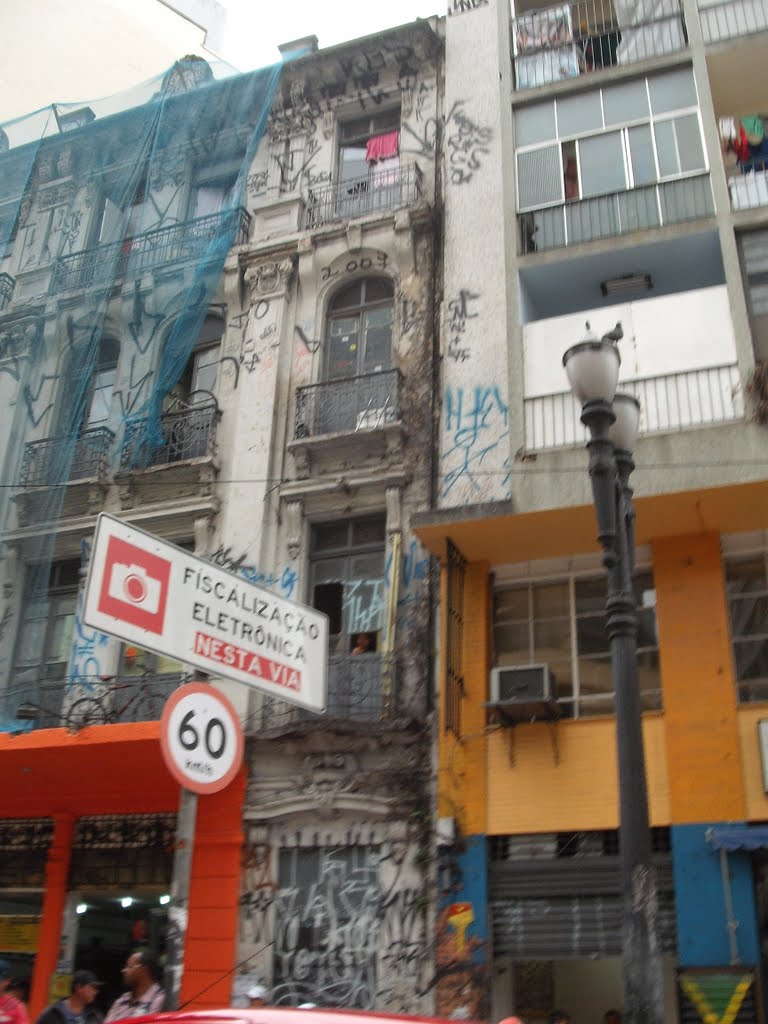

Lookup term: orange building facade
[0,721,243,1019]
[416,480,768,1022]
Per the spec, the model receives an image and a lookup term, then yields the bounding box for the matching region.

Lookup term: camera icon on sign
[109,563,161,614]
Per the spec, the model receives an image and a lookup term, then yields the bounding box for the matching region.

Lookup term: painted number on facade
[160,684,244,795]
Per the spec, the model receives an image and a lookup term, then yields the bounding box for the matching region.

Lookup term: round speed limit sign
[160,684,244,795]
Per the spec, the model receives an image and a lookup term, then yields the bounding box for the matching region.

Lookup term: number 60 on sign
[160,684,244,795]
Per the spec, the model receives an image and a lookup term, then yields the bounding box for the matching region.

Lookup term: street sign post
[82,513,328,711]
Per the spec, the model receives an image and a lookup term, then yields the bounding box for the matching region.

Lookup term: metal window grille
[725,551,768,703]
[446,538,467,736]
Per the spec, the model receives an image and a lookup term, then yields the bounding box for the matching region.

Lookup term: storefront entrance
[70,893,169,1013]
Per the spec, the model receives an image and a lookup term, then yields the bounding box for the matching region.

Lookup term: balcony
[699,0,768,43]
[254,652,397,731]
[1,674,184,734]
[50,208,250,292]
[304,163,422,228]
[19,426,114,487]
[119,396,220,472]
[294,369,401,439]
[520,174,713,252]
[0,271,14,310]
[525,363,743,449]
[728,159,768,211]
[512,0,687,90]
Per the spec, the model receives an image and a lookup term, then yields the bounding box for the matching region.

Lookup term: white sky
[217,0,443,71]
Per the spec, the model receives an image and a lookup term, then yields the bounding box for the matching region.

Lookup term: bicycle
[65,672,184,729]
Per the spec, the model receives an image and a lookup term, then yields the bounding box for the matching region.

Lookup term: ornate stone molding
[283,499,303,559]
[244,257,295,298]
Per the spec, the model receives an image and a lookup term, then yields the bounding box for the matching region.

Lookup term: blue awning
[707,825,768,851]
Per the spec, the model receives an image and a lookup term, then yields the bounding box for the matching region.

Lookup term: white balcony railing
[524,363,743,450]
[520,175,714,253]
[729,162,768,210]
[699,0,768,43]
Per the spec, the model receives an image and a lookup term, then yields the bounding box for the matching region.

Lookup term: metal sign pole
[164,786,197,1010]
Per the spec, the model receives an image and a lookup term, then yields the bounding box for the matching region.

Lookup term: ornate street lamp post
[563,324,664,1024]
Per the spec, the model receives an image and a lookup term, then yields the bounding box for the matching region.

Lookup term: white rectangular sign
[82,513,328,711]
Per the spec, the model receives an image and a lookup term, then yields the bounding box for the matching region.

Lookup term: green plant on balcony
[746,361,768,424]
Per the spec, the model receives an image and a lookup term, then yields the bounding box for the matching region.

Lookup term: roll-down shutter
[490,854,677,958]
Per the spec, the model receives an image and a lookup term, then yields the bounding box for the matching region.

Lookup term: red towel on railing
[366,131,399,163]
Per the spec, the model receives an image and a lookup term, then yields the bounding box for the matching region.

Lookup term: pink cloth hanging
[366,130,399,163]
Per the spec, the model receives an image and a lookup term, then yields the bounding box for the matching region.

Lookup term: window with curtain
[515,68,707,212]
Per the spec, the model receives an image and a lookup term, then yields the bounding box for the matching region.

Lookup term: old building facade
[0,23,443,1018]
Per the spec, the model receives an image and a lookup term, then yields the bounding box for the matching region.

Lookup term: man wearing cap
[35,971,102,1024]
[247,986,269,1009]
[0,961,29,1024]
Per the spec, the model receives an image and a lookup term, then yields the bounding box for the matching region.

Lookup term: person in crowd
[603,1011,622,1024]
[0,961,29,1024]
[35,970,103,1024]
[104,952,164,1022]
[247,986,269,1009]
[549,1012,571,1024]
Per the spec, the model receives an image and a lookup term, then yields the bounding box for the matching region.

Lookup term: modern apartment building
[415,0,768,1020]
[0,21,442,1017]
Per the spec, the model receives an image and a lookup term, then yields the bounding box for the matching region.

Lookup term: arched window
[325,278,394,381]
[167,314,224,406]
[85,336,120,428]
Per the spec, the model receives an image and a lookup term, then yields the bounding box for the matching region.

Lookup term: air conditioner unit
[487,664,557,722]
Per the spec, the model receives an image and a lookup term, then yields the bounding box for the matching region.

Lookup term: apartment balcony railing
[19,426,114,487]
[119,394,219,471]
[729,161,768,210]
[256,652,396,731]
[1,673,184,733]
[699,0,768,44]
[294,369,401,439]
[513,0,687,90]
[304,163,422,228]
[50,208,250,292]
[0,271,14,310]
[519,174,713,253]
[524,363,743,449]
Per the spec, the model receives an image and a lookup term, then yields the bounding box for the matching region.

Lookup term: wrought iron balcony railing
[294,369,401,440]
[51,207,250,292]
[513,0,687,89]
[524,363,743,450]
[0,271,14,310]
[19,426,114,487]
[304,163,421,228]
[699,0,768,44]
[1,673,184,733]
[519,174,713,253]
[120,394,219,471]
[256,652,396,730]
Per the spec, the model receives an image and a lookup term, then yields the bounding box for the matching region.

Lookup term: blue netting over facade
[0,57,283,724]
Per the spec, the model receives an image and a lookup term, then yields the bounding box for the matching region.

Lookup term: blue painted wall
[437,834,489,963]
[672,823,761,966]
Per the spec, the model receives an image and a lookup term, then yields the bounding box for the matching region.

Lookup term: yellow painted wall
[653,532,746,822]
[438,560,489,836]
[486,714,670,834]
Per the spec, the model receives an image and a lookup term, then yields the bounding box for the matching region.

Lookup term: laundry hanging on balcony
[366,131,399,163]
